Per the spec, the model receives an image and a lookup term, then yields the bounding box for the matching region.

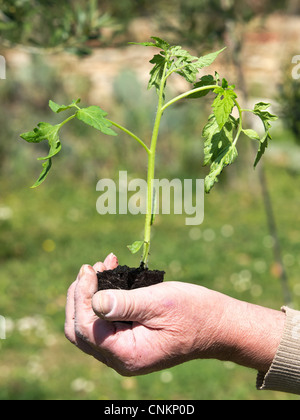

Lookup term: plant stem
[141,63,168,267]
[161,84,217,113]
[107,120,150,155]
[141,81,229,266]
[233,99,243,146]
[59,114,76,128]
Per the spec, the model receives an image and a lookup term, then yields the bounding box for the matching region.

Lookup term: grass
[0,150,300,400]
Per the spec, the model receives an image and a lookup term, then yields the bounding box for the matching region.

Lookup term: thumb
[92,288,157,322]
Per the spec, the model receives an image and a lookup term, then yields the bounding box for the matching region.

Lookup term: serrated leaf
[204,144,237,193]
[196,47,226,69]
[31,159,52,189]
[34,123,61,158]
[139,39,226,93]
[253,102,278,130]
[169,45,197,60]
[20,129,44,143]
[253,102,273,112]
[176,63,200,84]
[127,241,144,254]
[212,86,237,130]
[243,129,260,141]
[20,122,60,147]
[254,132,271,168]
[150,36,170,51]
[130,36,170,51]
[76,106,117,136]
[203,114,238,193]
[148,54,166,92]
[188,75,216,99]
[170,47,226,85]
[49,98,81,113]
[252,102,278,167]
[21,122,62,187]
[20,122,58,144]
[37,140,61,161]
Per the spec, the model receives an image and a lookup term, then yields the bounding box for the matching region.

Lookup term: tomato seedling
[21,37,277,268]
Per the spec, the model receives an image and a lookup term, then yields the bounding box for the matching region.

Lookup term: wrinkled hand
[65,254,232,376]
[65,254,285,376]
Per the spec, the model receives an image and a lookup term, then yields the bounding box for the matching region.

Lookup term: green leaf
[37,140,61,161]
[243,129,260,141]
[254,132,270,168]
[253,102,273,112]
[20,122,57,144]
[49,98,81,113]
[31,159,52,189]
[169,47,226,85]
[150,36,170,52]
[127,241,144,254]
[203,114,238,193]
[175,62,200,84]
[196,48,226,69]
[253,102,278,130]
[21,122,62,187]
[212,85,237,130]
[76,106,117,136]
[130,36,170,51]
[148,54,166,91]
[188,75,216,99]
[20,129,43,143]
[168,48,200,84]
[34,123,61,159]
[138,39,226,94]
[252,102,278,167]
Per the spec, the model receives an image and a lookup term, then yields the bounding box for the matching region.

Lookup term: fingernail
[79,264,92,278]
[104,253,118,269]
[98,291,116,317]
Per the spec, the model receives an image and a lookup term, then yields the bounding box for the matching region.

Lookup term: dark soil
[97,265,165,291]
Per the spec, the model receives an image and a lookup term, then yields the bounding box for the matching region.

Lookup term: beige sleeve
[257,306,300,395]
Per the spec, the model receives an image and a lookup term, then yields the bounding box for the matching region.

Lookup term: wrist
[219,298,286,372]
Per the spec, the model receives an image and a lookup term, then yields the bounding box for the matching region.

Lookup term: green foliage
[202,115,238,193]
[200,79,277,192]
[127,241,144,254]
[76,106,117,136]
[20,37,277,263]
[188,75,216,99]
[133,37,225,93]
[212,79,237,130]
[251,102,278,167]
[49,99,81,114]
[20,100,116,188]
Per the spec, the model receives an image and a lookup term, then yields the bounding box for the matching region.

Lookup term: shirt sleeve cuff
[256,306,300,395]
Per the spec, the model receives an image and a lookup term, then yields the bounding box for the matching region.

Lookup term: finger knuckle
[74,322,89,342]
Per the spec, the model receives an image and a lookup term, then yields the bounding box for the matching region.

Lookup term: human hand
[65,254,235,375]
[65,254,285,376]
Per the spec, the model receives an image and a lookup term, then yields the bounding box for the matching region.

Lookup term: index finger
[74,264,99,342]
[74,264,116,347]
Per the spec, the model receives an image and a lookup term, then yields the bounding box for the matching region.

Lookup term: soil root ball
[97,265,165,291]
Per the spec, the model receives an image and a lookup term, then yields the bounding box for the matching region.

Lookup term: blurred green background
[1,0,300,400]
